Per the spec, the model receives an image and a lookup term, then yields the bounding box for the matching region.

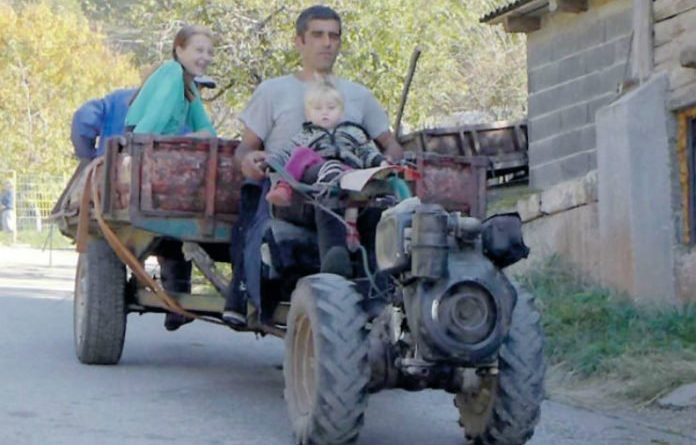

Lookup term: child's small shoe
[222,310,247,328]
[265,181,293,207]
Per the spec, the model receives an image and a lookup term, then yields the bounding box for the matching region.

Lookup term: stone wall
[654,0,696,109]
[526,0,632,189]
[509,171,601,280]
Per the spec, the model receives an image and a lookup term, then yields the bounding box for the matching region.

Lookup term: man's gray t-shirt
[239,74,390,154]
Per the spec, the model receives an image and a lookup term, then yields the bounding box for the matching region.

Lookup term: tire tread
[75,239,126,365]
[285,274,369,445]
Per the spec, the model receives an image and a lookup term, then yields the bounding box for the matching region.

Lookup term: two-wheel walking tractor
[52,133,544,445]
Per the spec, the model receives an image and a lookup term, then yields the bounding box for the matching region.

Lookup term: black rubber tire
[74,238,127,365]
[284,274,370,445]
[455,282,545,445]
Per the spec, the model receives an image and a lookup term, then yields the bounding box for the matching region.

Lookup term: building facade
[483,0,696,304]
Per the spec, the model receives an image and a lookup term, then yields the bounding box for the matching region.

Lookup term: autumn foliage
[3,1,525,176]
[1,2,138,175]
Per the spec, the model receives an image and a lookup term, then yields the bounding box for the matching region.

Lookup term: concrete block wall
[526,0,632,189]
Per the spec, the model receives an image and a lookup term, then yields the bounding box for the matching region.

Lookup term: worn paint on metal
[121,135,241,243]
[56,134,493,245]
[112,225,157,259]
[135,289,225,313]
[414,153,488,219]
[132,218,230,242]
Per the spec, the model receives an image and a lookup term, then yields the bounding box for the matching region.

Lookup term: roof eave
[480,0,549,25]
[482,0,590,33]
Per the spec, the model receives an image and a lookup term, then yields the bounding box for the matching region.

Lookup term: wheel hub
[438,283,496,345]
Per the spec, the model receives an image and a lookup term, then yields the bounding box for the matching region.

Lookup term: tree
[0,1,139,175]
[99,0,525,135]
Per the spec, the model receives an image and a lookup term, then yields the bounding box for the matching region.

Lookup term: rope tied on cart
[75,158,224,325]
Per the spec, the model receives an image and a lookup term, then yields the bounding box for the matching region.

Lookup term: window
[678,108,696,244]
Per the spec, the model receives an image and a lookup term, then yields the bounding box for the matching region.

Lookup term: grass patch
[519,258,696,402]
[0,228,74,249]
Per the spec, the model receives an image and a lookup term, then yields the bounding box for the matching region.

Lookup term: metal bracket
[182,242,228,296]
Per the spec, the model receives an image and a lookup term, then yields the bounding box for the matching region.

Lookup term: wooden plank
[504,16,541,33]
[655,42,674,67]
[670,65,696,91]
[654,28,696,67]
[654,0,696,22]
[656,60,672,75]
[681,45,696,68]
[669,81,696,110]
[654,7,696,47]
[549,0,589,13]
[657,60,696,90]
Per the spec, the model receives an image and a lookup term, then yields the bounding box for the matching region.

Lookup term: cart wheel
[284,274,370,445]
[74,238,127,365]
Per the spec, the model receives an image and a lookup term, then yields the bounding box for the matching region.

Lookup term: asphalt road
[0,247,694,445]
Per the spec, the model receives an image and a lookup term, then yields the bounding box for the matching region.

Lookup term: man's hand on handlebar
[241,151,268,180]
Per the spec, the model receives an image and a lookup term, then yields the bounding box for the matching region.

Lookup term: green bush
[519,258,696,400]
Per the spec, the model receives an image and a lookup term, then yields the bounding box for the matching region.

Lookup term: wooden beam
[549,0,589,13]
[655,7,696,47]
[631,0,654,82]
[654,0,696,22]
[504,16,541,33]
[681,45,696,69]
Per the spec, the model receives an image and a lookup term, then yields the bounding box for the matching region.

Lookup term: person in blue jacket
[70,77,216,161]
[1,180,15,235]
[70,88,136,161]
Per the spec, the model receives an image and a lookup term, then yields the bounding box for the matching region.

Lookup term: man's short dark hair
[295,5,342,37]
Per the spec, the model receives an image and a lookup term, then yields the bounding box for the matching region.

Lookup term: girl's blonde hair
[304,77,344,110]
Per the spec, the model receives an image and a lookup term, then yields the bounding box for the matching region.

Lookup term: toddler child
[265,79,387,277]
[265,79,386,206]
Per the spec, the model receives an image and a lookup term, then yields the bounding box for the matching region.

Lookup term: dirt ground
[547,380,696,442]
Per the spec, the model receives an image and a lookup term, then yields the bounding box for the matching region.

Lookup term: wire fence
[1,170,70,233]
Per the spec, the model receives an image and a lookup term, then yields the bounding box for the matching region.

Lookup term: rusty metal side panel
[133,137,241,218]
[399,121,528,177]
[103,137,132,216]
[120,135,242,242]
[415,153,488,219]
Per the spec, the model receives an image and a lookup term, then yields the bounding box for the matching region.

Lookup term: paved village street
[0,246,694,445]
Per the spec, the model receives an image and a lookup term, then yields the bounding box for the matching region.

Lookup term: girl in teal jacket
[125,25,216,137]
[126,25,217,331]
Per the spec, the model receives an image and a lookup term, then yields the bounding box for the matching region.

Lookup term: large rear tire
[74,238,127,365]
[455,282,545,445]
[284,274,370,445]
